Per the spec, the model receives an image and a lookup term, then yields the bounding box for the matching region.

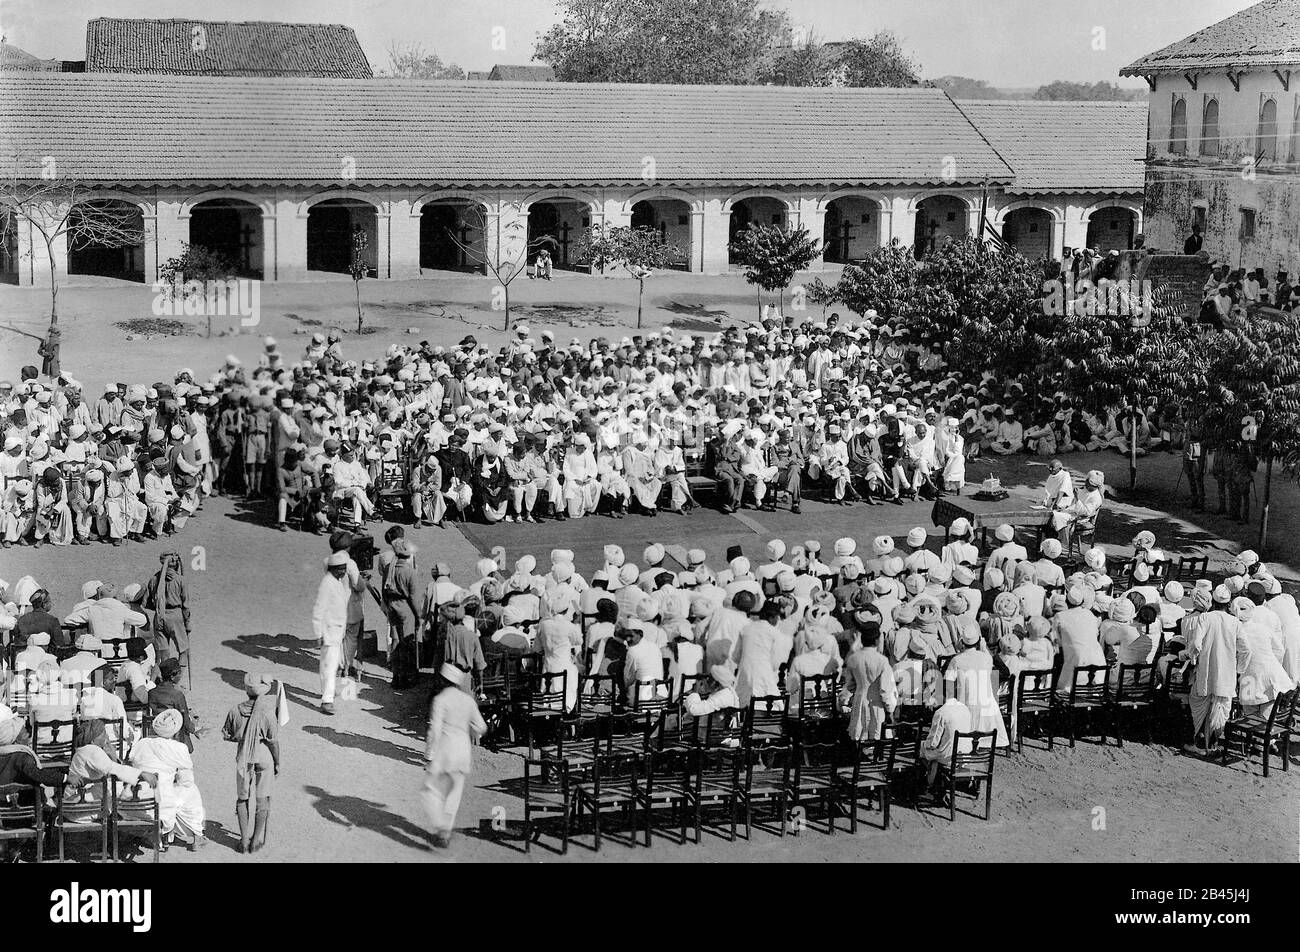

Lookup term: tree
[1033,80,1144,101]
[728,223,820,317]
[931,75,1006,100]
[1203,309,1300,555]
[379,41,465,79]
[575,224,683,328]
[819,240,919,329]
[157,242,238,338]
[443,205,534,330]
[831,32,920,87]
[0,166,146,329]
[534,0,788,84]
[349,225,368,334]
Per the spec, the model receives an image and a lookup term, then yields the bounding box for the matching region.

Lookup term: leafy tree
[931,75,1006,100]
[534,0,788,84]
[729,223,820,317]
[379,42,465,79]
[831,32,920,87]
[350,225,368,334]
[158,242,238,338]
[1033,80,1143,101]
[1203,309,1300,553]
[816,240,918,328]
[760,30,920,88]
[575,224,683,328]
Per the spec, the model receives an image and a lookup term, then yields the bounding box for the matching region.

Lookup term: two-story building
[1121,0,1300,271]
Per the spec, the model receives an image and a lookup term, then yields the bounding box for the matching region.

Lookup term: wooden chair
[683,746,742,844]
[0,783,45,863]
[1222,689,1297,778]
[1015,669,1056,753]
[375,456,411,520]
[791,673,839,742]
[882,719,926,799]
[1158,658,1196,745]
[98,637,133,681]
[29,711,77,767]
[1110,662,1157,746]
[628,679,672,718]
[572,748,644,851]
[650,702,700,754]
[936,730,997,821]
[1175,555,1209,582]
[788,738,840,834]
[516,670,568,757]
[702,708,743,749]
[739,741,791,839]
[637,747,693,846]
[743,695,790,751]
[1052,665,1111,747]
[834,736,898,831]
[52,779,111,862]
[522,753,572,854]
[111,779,161,863]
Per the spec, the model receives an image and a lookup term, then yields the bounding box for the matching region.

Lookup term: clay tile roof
[487,64,556,82]
[955,101,1147,194]
[1121,0,1300,75]
[84,17,373,78]
[0,74,1015,188]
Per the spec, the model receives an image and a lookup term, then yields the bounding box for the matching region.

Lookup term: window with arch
[1257,98,1278,162]
[1199,97,1220,156]
[1169,96,1187,154]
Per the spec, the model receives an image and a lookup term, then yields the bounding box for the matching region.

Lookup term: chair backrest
[524,670,567,713]
[950,729,997,775]
[744,695,789,749]
[477,656,511,696]
[676,673,703,700]
[0,782,42,824]
[693,745,742,790]
[791,738,839,783]
[1114,663,1156,704]
[589,747,640,795]
[1067,664,1110,704]
[796,673,839,722]
[7,671,37,713]
[882,720,924,761]
[29,711,77,764]
[652,703,700,751]
[851,736,898,783]
[1162,659,1195,700]
[702,709,743,749]
[630,679,671,715]
[1018,668,1056,705]
[99,637,132,663]
[1148,561,1170,584]
[1176,556,1209,581]
[1267,688,1299,731]
[596,709,653,752]
[577,673,618,708]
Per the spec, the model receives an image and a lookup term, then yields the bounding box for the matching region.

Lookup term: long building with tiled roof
[0,71,1143,284]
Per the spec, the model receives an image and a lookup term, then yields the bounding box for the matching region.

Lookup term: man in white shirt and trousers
[312,550,351,715]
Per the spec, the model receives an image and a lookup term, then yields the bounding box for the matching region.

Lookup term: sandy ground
[1,271,1297,863]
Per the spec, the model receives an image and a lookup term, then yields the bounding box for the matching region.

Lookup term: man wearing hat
[312,550,353,715]
[423,663,487,848]
[149,657,199,751]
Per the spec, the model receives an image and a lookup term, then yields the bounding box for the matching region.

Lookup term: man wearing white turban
[130,708,207,850]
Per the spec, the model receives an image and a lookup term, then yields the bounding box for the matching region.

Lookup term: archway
[630,198,690,270]
[66,199,145,282]
[1001,207,1053,260]
[526,199,591,270]
[307,198,378,275]
[913,195,968,258]
[0,206,17,285]
[822,196,881,263]
[1086,206,1138,253]
[728,196,786,265]
[189,199,264,278]
[420,201,486,273]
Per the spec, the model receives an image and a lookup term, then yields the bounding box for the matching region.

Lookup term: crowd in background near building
[3,304,1254,548]
[1183,224,1300,326]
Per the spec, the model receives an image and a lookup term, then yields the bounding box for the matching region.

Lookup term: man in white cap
[903,527,940,576]
[986,525,1027,583]
[1062,469,1105,553]
[311,550,352,715]
[639,544,668,590]
[422,663,487,848]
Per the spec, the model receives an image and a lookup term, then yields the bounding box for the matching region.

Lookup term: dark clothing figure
[144,564,192,679]
[147,681,198,751]
[11,610,63,649]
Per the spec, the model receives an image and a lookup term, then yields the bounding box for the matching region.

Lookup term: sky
[0,0,1263,88]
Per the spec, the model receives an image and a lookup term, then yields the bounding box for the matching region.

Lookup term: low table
[930,494,1050,550]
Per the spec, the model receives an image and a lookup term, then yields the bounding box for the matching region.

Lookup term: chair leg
[523,809,531,853]
[949,775,956,822]
[984,778,993,820]
[882,787,891,830]
[1263,732,1272,778]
